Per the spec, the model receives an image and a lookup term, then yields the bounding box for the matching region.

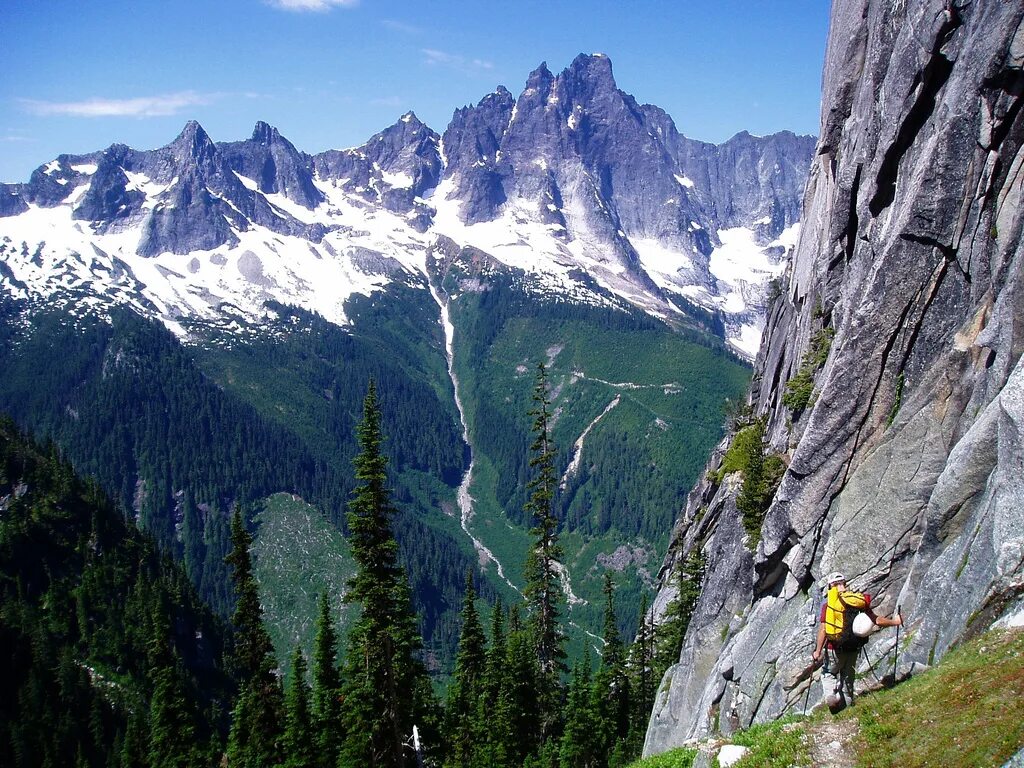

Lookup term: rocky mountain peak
[564,52,616,93]
[251,120,282,145]
[0,54,815,357]
[169,120,217,164]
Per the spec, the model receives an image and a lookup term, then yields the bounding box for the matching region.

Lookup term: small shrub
[782,326,834,415]
[733,421,786,545]
[624,746,699,768]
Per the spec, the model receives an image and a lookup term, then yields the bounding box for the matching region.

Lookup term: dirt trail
[803,718,859,768]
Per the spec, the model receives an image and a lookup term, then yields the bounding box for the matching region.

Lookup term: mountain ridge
[0,54,814,358]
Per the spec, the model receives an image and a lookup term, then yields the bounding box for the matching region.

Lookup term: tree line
[223,368,705,768]
[0,365,707,767]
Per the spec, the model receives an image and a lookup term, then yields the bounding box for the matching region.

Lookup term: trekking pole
[802,657,819,716]
[890,603,902,685]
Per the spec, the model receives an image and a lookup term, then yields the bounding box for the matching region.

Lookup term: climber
[811,572,902,712]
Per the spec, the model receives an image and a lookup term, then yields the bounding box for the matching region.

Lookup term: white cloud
[422,48,493,74]
[381,19,421,34]
[20,91,216,118]
[265,0,358,10]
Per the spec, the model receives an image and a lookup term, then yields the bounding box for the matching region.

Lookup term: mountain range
[0,53,813,358]
[0,54,813,667]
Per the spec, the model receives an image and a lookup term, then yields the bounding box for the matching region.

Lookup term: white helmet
[825,571,846,587]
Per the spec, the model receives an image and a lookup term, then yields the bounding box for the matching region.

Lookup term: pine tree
[502,604,542,765]
[521,363,567,744]
[559,649,599,768]
[312,592,343,768]
[283,647,316,768]
[621,593,655,765]
[474,597,514,768]
[593,574,631,762]
[654,548,705,681]
[146,594,200,768]
[338,381,436,768]
[225,505,285,768]
[445,570,487,768]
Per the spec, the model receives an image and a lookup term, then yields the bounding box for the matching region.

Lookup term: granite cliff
[645,0,1024,752]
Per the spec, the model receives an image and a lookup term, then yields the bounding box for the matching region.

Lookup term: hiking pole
[802,657,819,716]
[890,603,902,685]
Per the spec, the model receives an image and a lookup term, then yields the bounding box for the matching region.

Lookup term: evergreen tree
[445,570,487,768]
[521,363,567,745]
[503,605,542,765]
[559,649,599,768]
[146,595,200,768]
[654,548,705,681]
[474,597,513,768]
[338,381,437,768]
[311,592,343,768]
[225,506,285,768]
[283,647,316,768]
[593,574,631,763]
[621,594,655,766]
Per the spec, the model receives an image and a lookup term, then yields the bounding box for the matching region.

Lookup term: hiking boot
[826,694,843,713]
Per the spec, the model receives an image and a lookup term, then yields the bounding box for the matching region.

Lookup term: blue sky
[1,0,830,183]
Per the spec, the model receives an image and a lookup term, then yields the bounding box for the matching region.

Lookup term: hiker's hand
[892,614,903,626]
[812,648,821,663]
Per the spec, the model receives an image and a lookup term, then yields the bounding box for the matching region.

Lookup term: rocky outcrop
[645,0,1024,754]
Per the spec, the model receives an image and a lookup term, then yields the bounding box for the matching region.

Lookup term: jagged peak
[565,52,616,84]
[251,120,281,144]
[524,61,554,92]
[169,120,216,162]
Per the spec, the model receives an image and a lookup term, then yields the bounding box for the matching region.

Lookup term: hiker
[811,572,902,712]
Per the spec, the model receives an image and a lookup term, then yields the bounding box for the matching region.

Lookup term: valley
[0,53,781,670]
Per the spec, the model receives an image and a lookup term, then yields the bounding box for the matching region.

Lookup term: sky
[0,0,831,184]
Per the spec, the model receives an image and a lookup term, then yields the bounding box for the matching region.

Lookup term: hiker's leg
[837,651,856,705]
[822,649,843,711]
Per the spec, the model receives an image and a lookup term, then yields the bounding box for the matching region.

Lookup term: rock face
[645,0,1024,753]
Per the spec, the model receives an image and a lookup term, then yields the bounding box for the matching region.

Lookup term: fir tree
[312,592,343,768]
[475,597,514,768]
[283,647,316,768]
[503,605,542,765]
[445,570,487,768]
[225,506,285,768]
[559,649,599,768]
[654,548,705,680]
[622,593,656,765]
[521,363,567,744]
[338,381,436,768]
[593,574,631,762]
[146,595,200,768]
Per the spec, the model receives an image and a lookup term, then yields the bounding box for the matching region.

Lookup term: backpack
[823,586,869,651]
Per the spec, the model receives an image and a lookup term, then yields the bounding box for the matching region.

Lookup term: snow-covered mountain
[0,54,814,356]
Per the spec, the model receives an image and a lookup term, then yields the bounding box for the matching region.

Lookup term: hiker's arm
[812,623,826,661]
[867,608,902,628]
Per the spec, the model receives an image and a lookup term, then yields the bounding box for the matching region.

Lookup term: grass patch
[626,747,698,768]
[843,628,1024,768]
[730,718,809,767]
